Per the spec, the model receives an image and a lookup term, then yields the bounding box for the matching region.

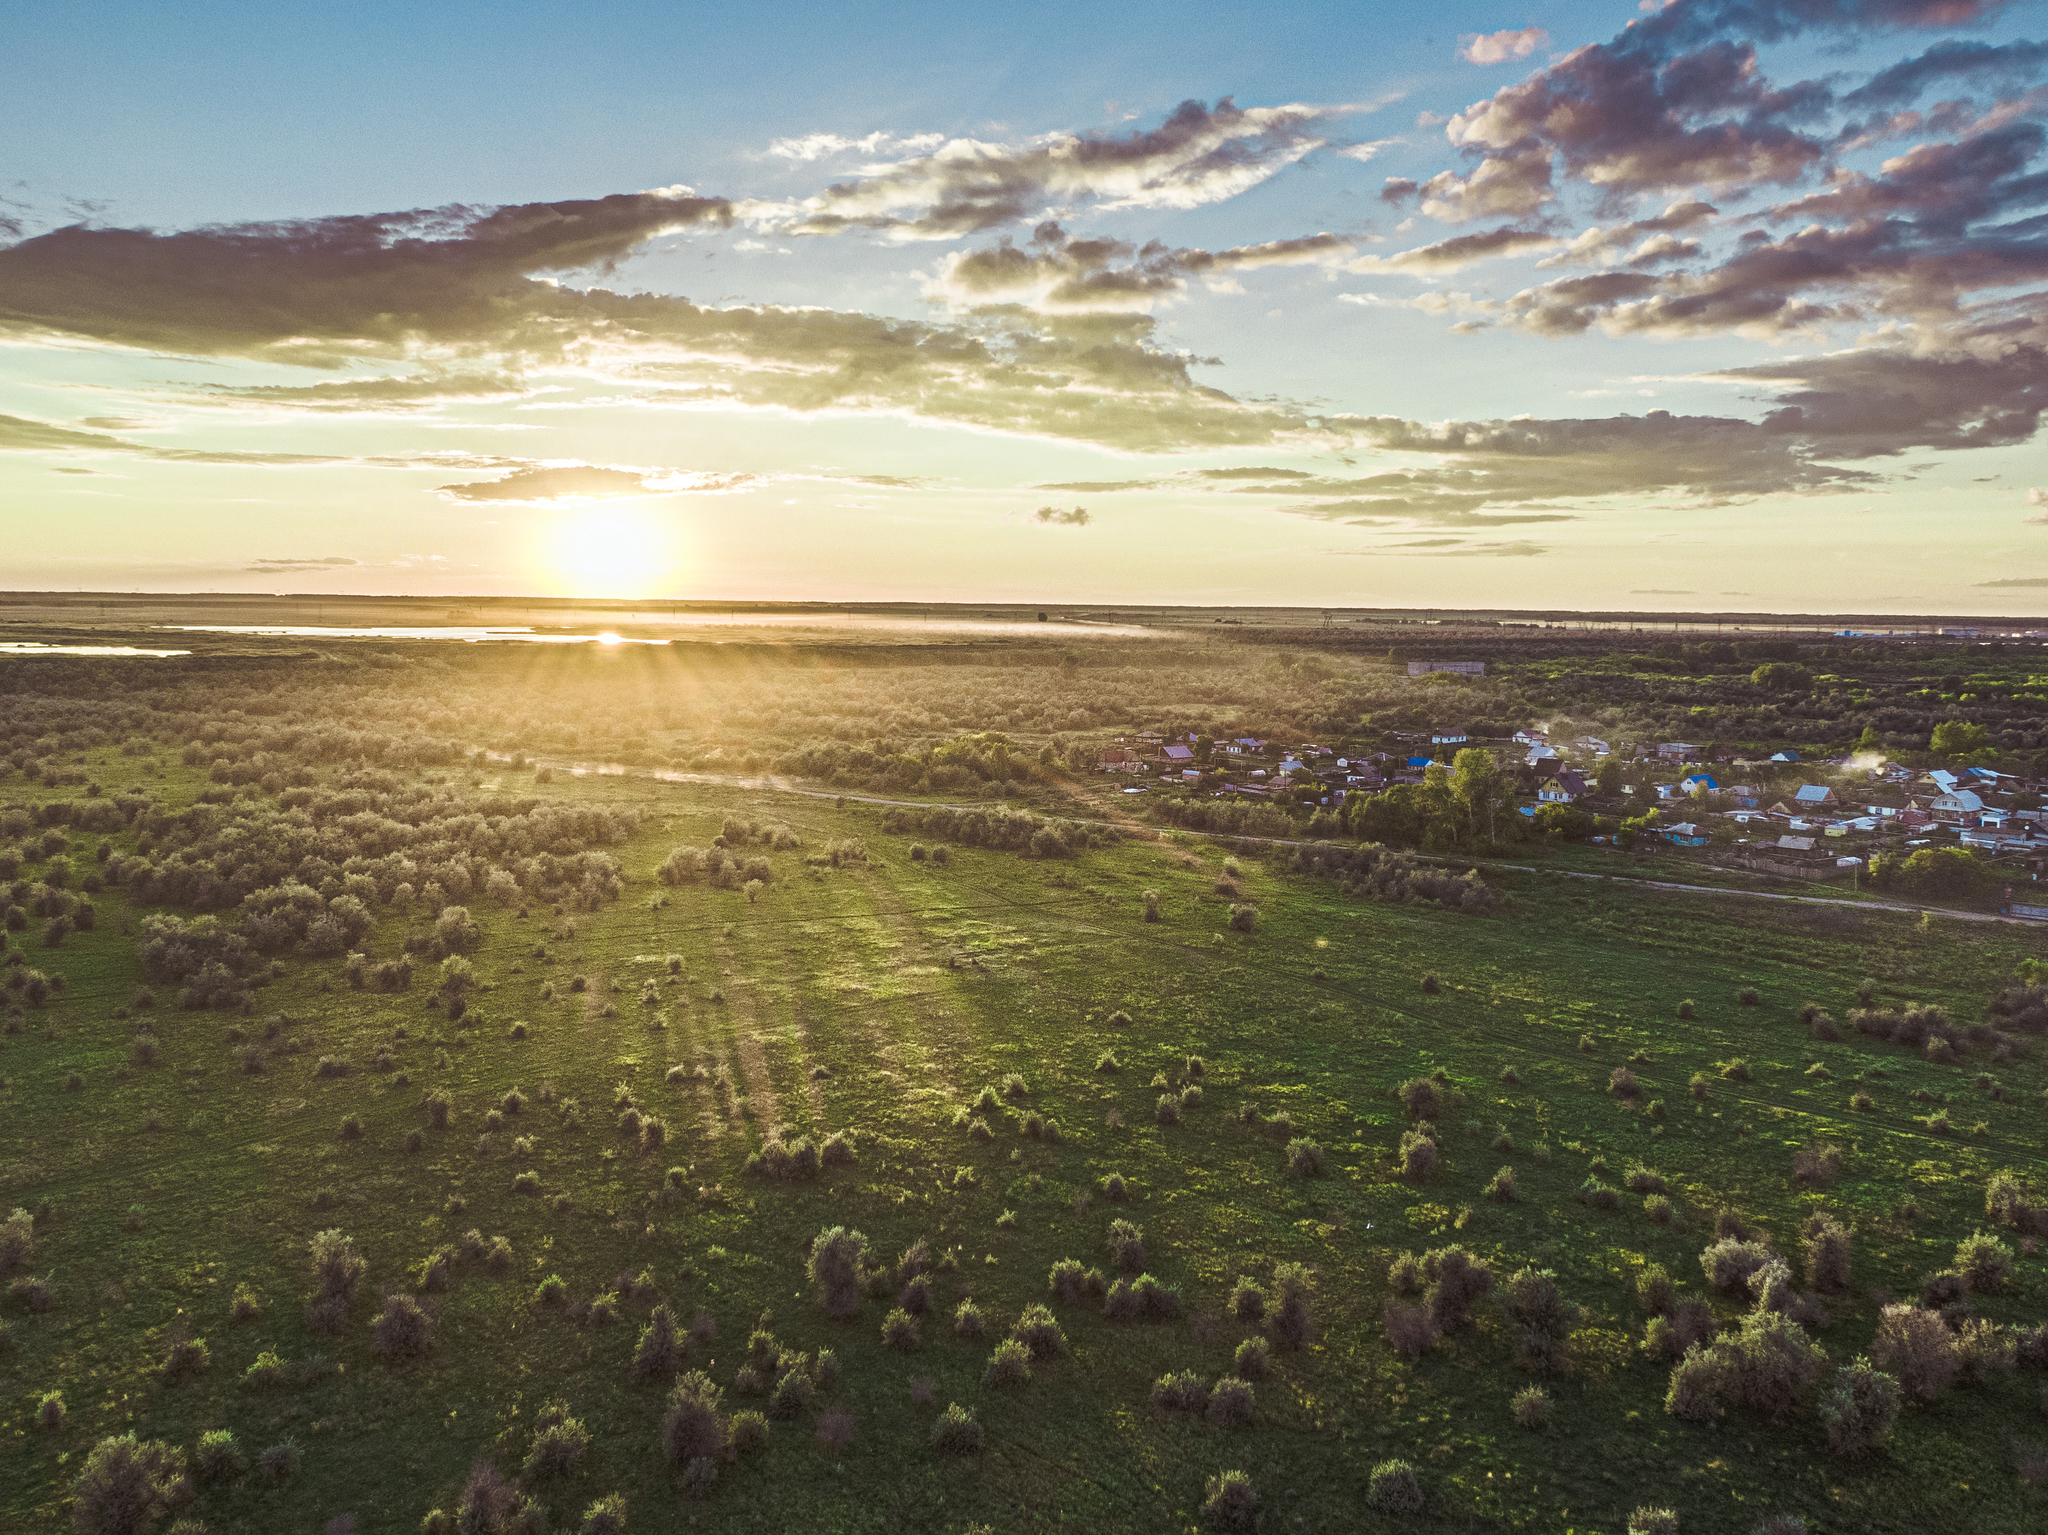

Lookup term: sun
[551,507,673,598]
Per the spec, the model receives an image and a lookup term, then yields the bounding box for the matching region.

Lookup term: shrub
[1152,1370,1209,1412]
[194,1427,246,1484]
[0,1207,32,1275]
[1011,1303,1067,1360]
[372,1294,430,1361]
[1107,1218,1146,1272]
[523,1414,590,1479]
[163,1335,211,1378]
[953,1299,985,1338]
[768,1368,815,1419]
[1398,1076,1441,1120]
[1285,1138,1324,1177]
[1384,1300,1437,1356]
[73,1434,184,1533]
[1367,1458,1424,1515]
[727,1411,769,1458]
[259,1439,301,1485]
[1423,1246,1493,1333]
[1155,1092,1182,1125]
[1203,1469,1258,1531]
[1802,1215,1853,1293]
[1665,1343,1730,1420]
[1637,1264,1677,1316]
[660,1372,727,1466]
[807,1226,869,1317]
[1580,1178,1620,1212]
[535,1274,567,1307]
[1701,1238,1773,1294]
[1721,1057,1751,1081]
[1819,1356,1902,1455]
[1624,1163,1666,1195]
[1207,1375,1253,1427]
[984,1338,1032,1387]
[632,1304,683,1381]
[1957,1230,2014,1293]
[820,1130,856,1167]
[1609,1066,1641,1100]
[580,1494,629,1535]
[929,1403,982,1454]
[1227,903,1257,932]
[1399,1130,1438,1180]
[898,1275,932,1316]
[1869,1305,1958,1403]
[37,1390,65,1428]
[1688,1072,1711,1101]
[1512,1385,1550,1428]
[881,1307,920,1351]
[1792,1141,1843,1189]
[1270,1262,1313,1349]
[1630,1510,1680,1535]
[1233,1336,1270,1380]
[1229,1276,1267,1323]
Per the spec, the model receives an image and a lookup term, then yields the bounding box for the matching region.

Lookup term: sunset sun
[551,508,672,599]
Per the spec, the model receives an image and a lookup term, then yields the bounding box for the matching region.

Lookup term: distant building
[1408,660,1485,677]
[1657,742,1702,761]
[1162,744,1195,764]
[1432,726,1470,745]
[1098,747,1137,771]
[1537,770,1589,804]
[1793,784,1834,808]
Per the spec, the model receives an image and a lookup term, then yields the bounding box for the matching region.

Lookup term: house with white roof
[1930,789,1985,825]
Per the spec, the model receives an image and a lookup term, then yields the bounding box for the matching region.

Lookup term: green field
[4,730,2048,1535]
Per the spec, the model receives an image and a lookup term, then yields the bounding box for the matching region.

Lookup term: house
[1574,736,1612,756]
[1405,756,1435,769]
[1538,769,1589,804]
[1657,741,1702,761]
[1930,789,1985,824]
[1898,808,1933,832]
[1681,774,1719,793]
[1727,784,1760,807]
[1770,749,1802,764]
[1431,726,1470,745]
[1777,835,1818,853]
[1793,784,1834,808]
[1407,661,1485,677]
[1924,769,1960,793]
[1525,745,1560,767]
[1513,729,1547,746]
[1161,743,1195,765]
[1661,822,1709,847]
[1098,747,1137,771]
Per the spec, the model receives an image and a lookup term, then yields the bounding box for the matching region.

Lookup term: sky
[3,0,2047,614]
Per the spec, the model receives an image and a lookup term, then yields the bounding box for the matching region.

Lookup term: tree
[1870,846,1988,901]
[1449,748,1518,847]
[1532,804,1592,841]
[1594,758,1623,798]
[1930,720,1989,756]
[1751,663,1811,691]
[72,1434,182,1535]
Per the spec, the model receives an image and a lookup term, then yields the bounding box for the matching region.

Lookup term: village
[1093,706,2048,908]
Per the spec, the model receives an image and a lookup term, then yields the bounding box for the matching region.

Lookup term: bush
[768,1368,815,1419]
[0,1207,32,1275]
[1010,1303,1067,1359]
[1207,1375,1254,1427]
[727,1410,769,1458]
[984,1338,1032,1387]
[1203,1469,1258,1531]
[1688,1072,1711,1101]
[1701,1238,1773,1294]
[372,1294,431,1361]
[1630,1510,1680,1535]
[1665,1344,1730,1420]
[73,1434,184,1534]
[1229,1276,1267,1323]
[1802,1214,1853,1293]
[1286,1138,1324,1177]
[580,1494,629,1535]
[1792,1141,1843,1189]
[632,1304,683,1381]
[660,1372,726,1466]
[1227,903,1257,933]
[929,1403,982,1454]
[1270,1262,1313,1349]
[807,1226,869,1317]
[1399,1130,1438,1180]
[194,1427,245,1484]
[1637,1264,1677,1316]
[1819,1357,1901,1455]
[523,1414,590,1479]
[1384,1300,1437,1357]
[1423,1246,1493,1333]
[1367,1458,1424,1515]
[1609,1066,1641,1100]
[1234,1336,1270,1380]
[1155,1092,1181,1126]
[1957,1230,2014,1293]
[882,1307,920,1351]
[1151,1370,1209,1412]
[163,1335,211,1378]
[259,1439,301,1485]
[1512,1385,1550,1428]
[1107,1218,1146,1272]
[1721,1057,1751,1081]
[953,1299,984,1338]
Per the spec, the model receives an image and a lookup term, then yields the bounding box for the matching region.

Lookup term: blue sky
[4,0,2047,610]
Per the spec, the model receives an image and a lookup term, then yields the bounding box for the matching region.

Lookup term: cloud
[201,372,530,411]
[0,198,1329,452]
[1336,139,1401,162]
[1844,38,2048,111]
[436,464,757,504]
[1461,27,1549,66]
[1535,200,1718,267]
[0,411,340,466]
[1033,504,1092,525]
[754,98,1344,240]
[248,556,359,569]
[925,221,1354,312]
[1976,576,2048,586]
[1034,479,1158,491]
[766,130,946,162]
[1415,144,1557,223]
[1353,223,1560,273]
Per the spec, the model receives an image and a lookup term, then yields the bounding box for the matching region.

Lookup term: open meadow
[2,630,2046,1535]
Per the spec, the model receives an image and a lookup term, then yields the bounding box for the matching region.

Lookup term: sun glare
[551,508,673,598]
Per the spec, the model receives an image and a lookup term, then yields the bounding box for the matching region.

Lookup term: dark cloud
[1358,223,1560,272]
[1536,200,1719,268]
[1033,504,1092,525]
[1843,37,2048,110]
[1976,575,2048,586]
[761,98,1338,241]
[927,221,1352,312]
[0,199,1317,451]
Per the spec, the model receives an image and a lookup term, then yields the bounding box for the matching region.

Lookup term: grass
[2,754,2047,1532]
